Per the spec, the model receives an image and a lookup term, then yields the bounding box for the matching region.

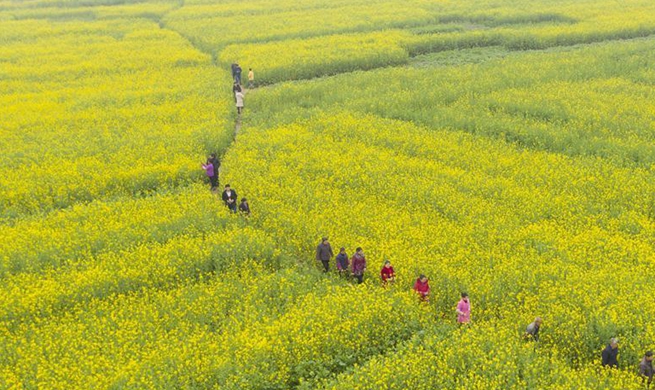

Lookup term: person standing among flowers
[316,237,333,273]
[248,68,255,89]
[208,153,220,182]
[601,337,619,368]
[456,292,471,325]
[335,247,349,276]
[380,260,396,285]
[351,247,367,284]
[413,274,430,302]
[640,351,654,387]
[221,184,238,213]
[525,317,543,342]
[234,63,242,84]
[201,159,217,189]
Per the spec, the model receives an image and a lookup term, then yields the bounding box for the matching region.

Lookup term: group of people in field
[316,236,655,384]
[316,237,473,324]
[201,154,250,215]
[231,63,255,115]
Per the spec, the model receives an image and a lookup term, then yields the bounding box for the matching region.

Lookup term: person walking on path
[235,90,244,115]
[456,292,471,325]
[640,351,654,387]
[601,338,620,368]
[233,81,242,99]
[335,247,349,276]
[248,68,255,89]
[525,317,543,342]
[351,247,367,284]
[235,64,243,83]
[238,198,250,216]
[231,63,237,80]
[201,159,217,189]
[316,237,333,272]
[413,274,430,302]
[222,184,238,213]
[208,153,220,181]
[380,260,396,285]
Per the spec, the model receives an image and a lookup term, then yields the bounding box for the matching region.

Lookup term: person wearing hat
[413,274,430,302]
[335,247,349,276]
[316,237,333,272]
[380,260,396,286]
[601,337,620,368]
[640,351,654,386]
[351,247,367,284]
[525,317,543,342]
[456,292,471,325]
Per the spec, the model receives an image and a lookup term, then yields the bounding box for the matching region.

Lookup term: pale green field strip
[246,37,655,168]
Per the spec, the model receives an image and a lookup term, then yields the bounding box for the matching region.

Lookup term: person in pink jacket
[456,292,471,325]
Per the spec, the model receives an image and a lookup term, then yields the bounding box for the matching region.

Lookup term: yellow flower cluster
[2,0,655,388]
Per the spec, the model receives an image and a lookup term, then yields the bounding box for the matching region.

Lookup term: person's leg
[322,260,329,272]
[356,274,363,284]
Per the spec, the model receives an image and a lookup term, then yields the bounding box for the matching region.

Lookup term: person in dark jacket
[640,351,654,387]
[351,247,366,284]
[601,338,619,368]
[231,63,237,80]
[335,247,349,276]
[222,184,238,213]
[316,237,333,272]
[208,153,220,181]
[238,198,250,216]
[233,81,242,96]
[235,64,242,84]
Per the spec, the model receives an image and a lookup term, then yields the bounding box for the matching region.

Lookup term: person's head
[610,338,619,349]
[225,184,231,190]
[241,198,247,203]
[646,351,653,361]
[356,247,363,254]
[340,247,345,253]
[419,274,427,283]
[249,68,252,71]
[384,260,391,268]
[321,237,328,244]
[210,153,216,159]
[534,317,543,326]
[461,292,468,300]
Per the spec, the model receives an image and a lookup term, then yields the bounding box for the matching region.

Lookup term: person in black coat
[222,184,238,213]
[238,198,250,216]
[602,338,619,368]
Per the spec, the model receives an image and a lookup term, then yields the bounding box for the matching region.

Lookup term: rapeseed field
[2,0,655,388]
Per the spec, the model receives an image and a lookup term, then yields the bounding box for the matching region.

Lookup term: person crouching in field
[201,159,217,189]
[238,198,250,216]
[351,247,367,284]
[336,247,349,276]
[380,260,395,286]
[456,292,471,325]
[413,274,430,302]
[235,90,244,115]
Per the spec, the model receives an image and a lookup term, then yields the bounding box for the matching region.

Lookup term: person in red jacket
[413,274,430,302]
[380,260,396,286]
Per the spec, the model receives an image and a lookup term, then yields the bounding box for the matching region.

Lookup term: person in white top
[235,91,244,114]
